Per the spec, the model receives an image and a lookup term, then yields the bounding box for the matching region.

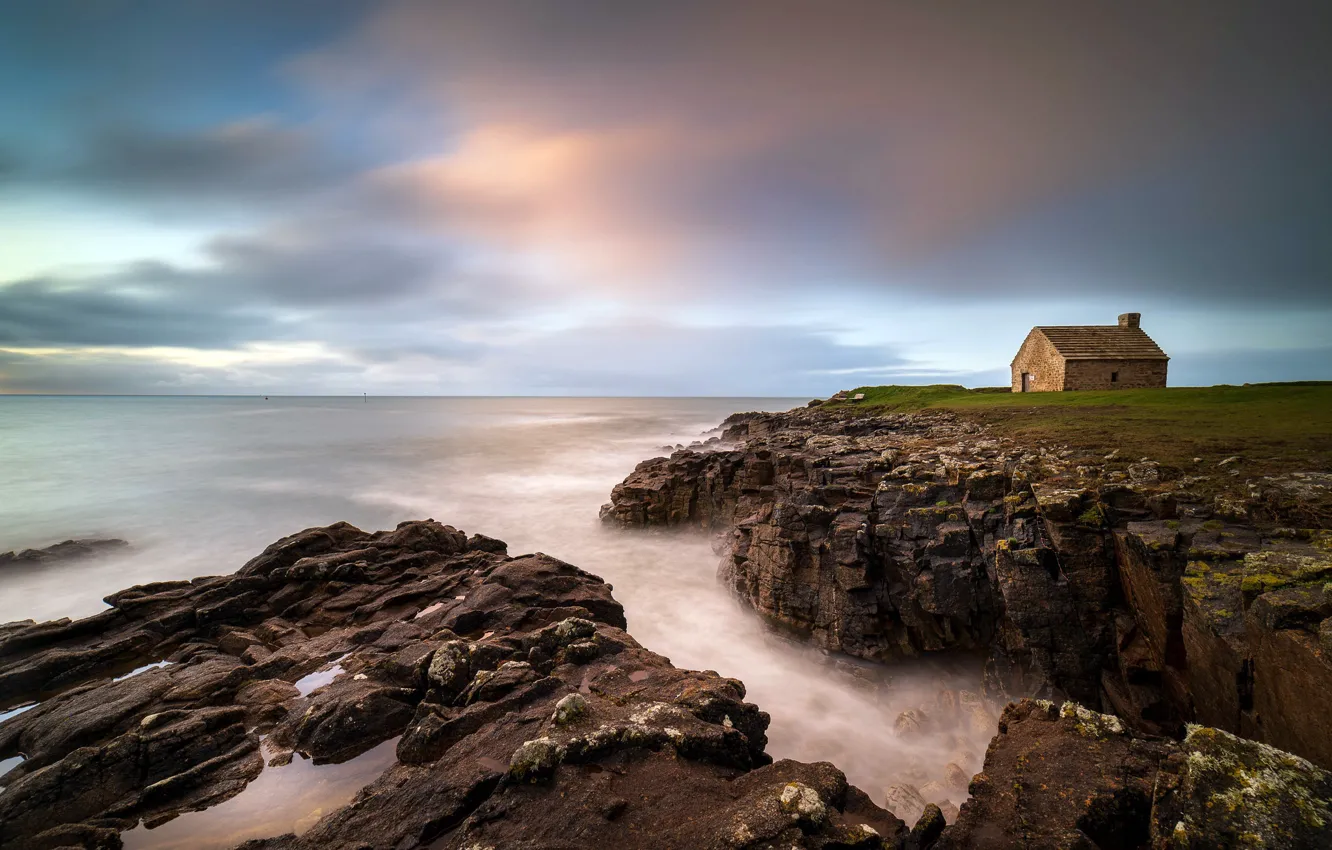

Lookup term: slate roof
[1034,326,1169,360]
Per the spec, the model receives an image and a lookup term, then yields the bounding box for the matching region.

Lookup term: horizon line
[0,393,819,399]
[2,381,1327,400]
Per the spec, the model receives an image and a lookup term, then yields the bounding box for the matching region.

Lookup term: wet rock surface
[0,520,906,849]
[0,538,129,567]
[602,406,1332,772]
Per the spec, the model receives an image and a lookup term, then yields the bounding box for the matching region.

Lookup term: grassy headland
[826,382,1332,521]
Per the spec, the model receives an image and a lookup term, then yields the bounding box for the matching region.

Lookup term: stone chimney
[1118,312,1141,329]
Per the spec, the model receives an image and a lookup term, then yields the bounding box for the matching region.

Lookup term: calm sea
[0,395,989,805]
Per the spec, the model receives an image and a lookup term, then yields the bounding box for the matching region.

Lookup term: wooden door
[1021,372,1031,392]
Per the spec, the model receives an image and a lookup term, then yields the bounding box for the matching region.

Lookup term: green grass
[828,383,1332,522]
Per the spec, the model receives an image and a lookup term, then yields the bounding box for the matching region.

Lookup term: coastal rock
[0,520,906,849]
[0,538,129,567]
[603,406,1332,771]
[937,699,1332,849]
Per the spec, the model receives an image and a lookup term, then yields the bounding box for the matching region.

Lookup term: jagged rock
[604,408,1011,666]
[936,800,959,824]
[907,804,946,849]
[1180,533,1332,767]
[603,406,1332,771]
[883,783,929,825]
[942,762,970,796]
[1153,725,1332,849]
[0,520,906,850]
[937,699,1332,849]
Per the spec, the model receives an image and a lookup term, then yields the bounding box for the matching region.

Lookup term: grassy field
[827,383,1332,518]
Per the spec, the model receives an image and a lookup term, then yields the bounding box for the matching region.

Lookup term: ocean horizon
[1,394,987,804]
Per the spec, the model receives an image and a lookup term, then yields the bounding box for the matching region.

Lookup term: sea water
[0,395,992,812]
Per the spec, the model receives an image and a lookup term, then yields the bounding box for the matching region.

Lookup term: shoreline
[2,393,1331,847]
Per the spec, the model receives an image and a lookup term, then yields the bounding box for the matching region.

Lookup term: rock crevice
[0,520,907,850]
[602,407,1332,771]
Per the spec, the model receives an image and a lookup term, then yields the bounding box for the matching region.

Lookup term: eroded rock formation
[0,520,905,849]
[938,699,1332,849]
[601,407,1332,773]
[3,515,1330,848]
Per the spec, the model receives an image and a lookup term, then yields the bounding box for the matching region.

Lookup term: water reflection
[0,703,37,725]
[295,655,350,697]
[113,661,173,682]
[0,754,24,781]
[119,736,400,850]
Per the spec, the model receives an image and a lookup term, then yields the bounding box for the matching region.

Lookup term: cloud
[0,345,364,395]
[0,117,364,215]
[0,221,526,350]
[9,1,1332,305]
[3,1,1330,394]
[0,322,919,397]
[69,119,353,203]
[0,269,269,349]
[289,0,1332,304]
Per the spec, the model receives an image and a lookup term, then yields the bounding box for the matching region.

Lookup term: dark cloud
[0,119,363,213]
[0,225,517,349]
[3,1,1330,394]
[286,0,1332,305]
[0,349,217,395]
[925,129,1332,305]
[0,270,271,348]
[64,120,358,205]
[8,1,1331,302]
[204,231,441,305]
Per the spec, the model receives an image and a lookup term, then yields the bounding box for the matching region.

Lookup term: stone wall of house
[1063,358,1168,390]
[1010,331,1066,392]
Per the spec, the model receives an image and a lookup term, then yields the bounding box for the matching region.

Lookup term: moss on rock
[1156,725,1332,848]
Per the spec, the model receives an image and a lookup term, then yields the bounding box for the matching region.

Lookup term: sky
[1,0,1329,396]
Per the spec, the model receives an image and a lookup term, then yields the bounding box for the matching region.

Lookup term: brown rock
[0,520,905,850]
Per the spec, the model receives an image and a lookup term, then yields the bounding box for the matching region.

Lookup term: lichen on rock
[777,781,827,825]
[552,692,589,725]
[507,736,564,782]
[1154,725,1332,848]
[1059,700,1126,738]
[426,639,472,700]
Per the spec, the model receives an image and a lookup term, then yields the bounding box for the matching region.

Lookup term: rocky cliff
[3,517,1329,848]
[601,406,1332,773]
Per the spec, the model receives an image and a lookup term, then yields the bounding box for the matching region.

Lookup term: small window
[1111,371,1120,383]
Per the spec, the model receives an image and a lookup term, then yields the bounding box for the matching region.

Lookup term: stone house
[1011,313,1168,392]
